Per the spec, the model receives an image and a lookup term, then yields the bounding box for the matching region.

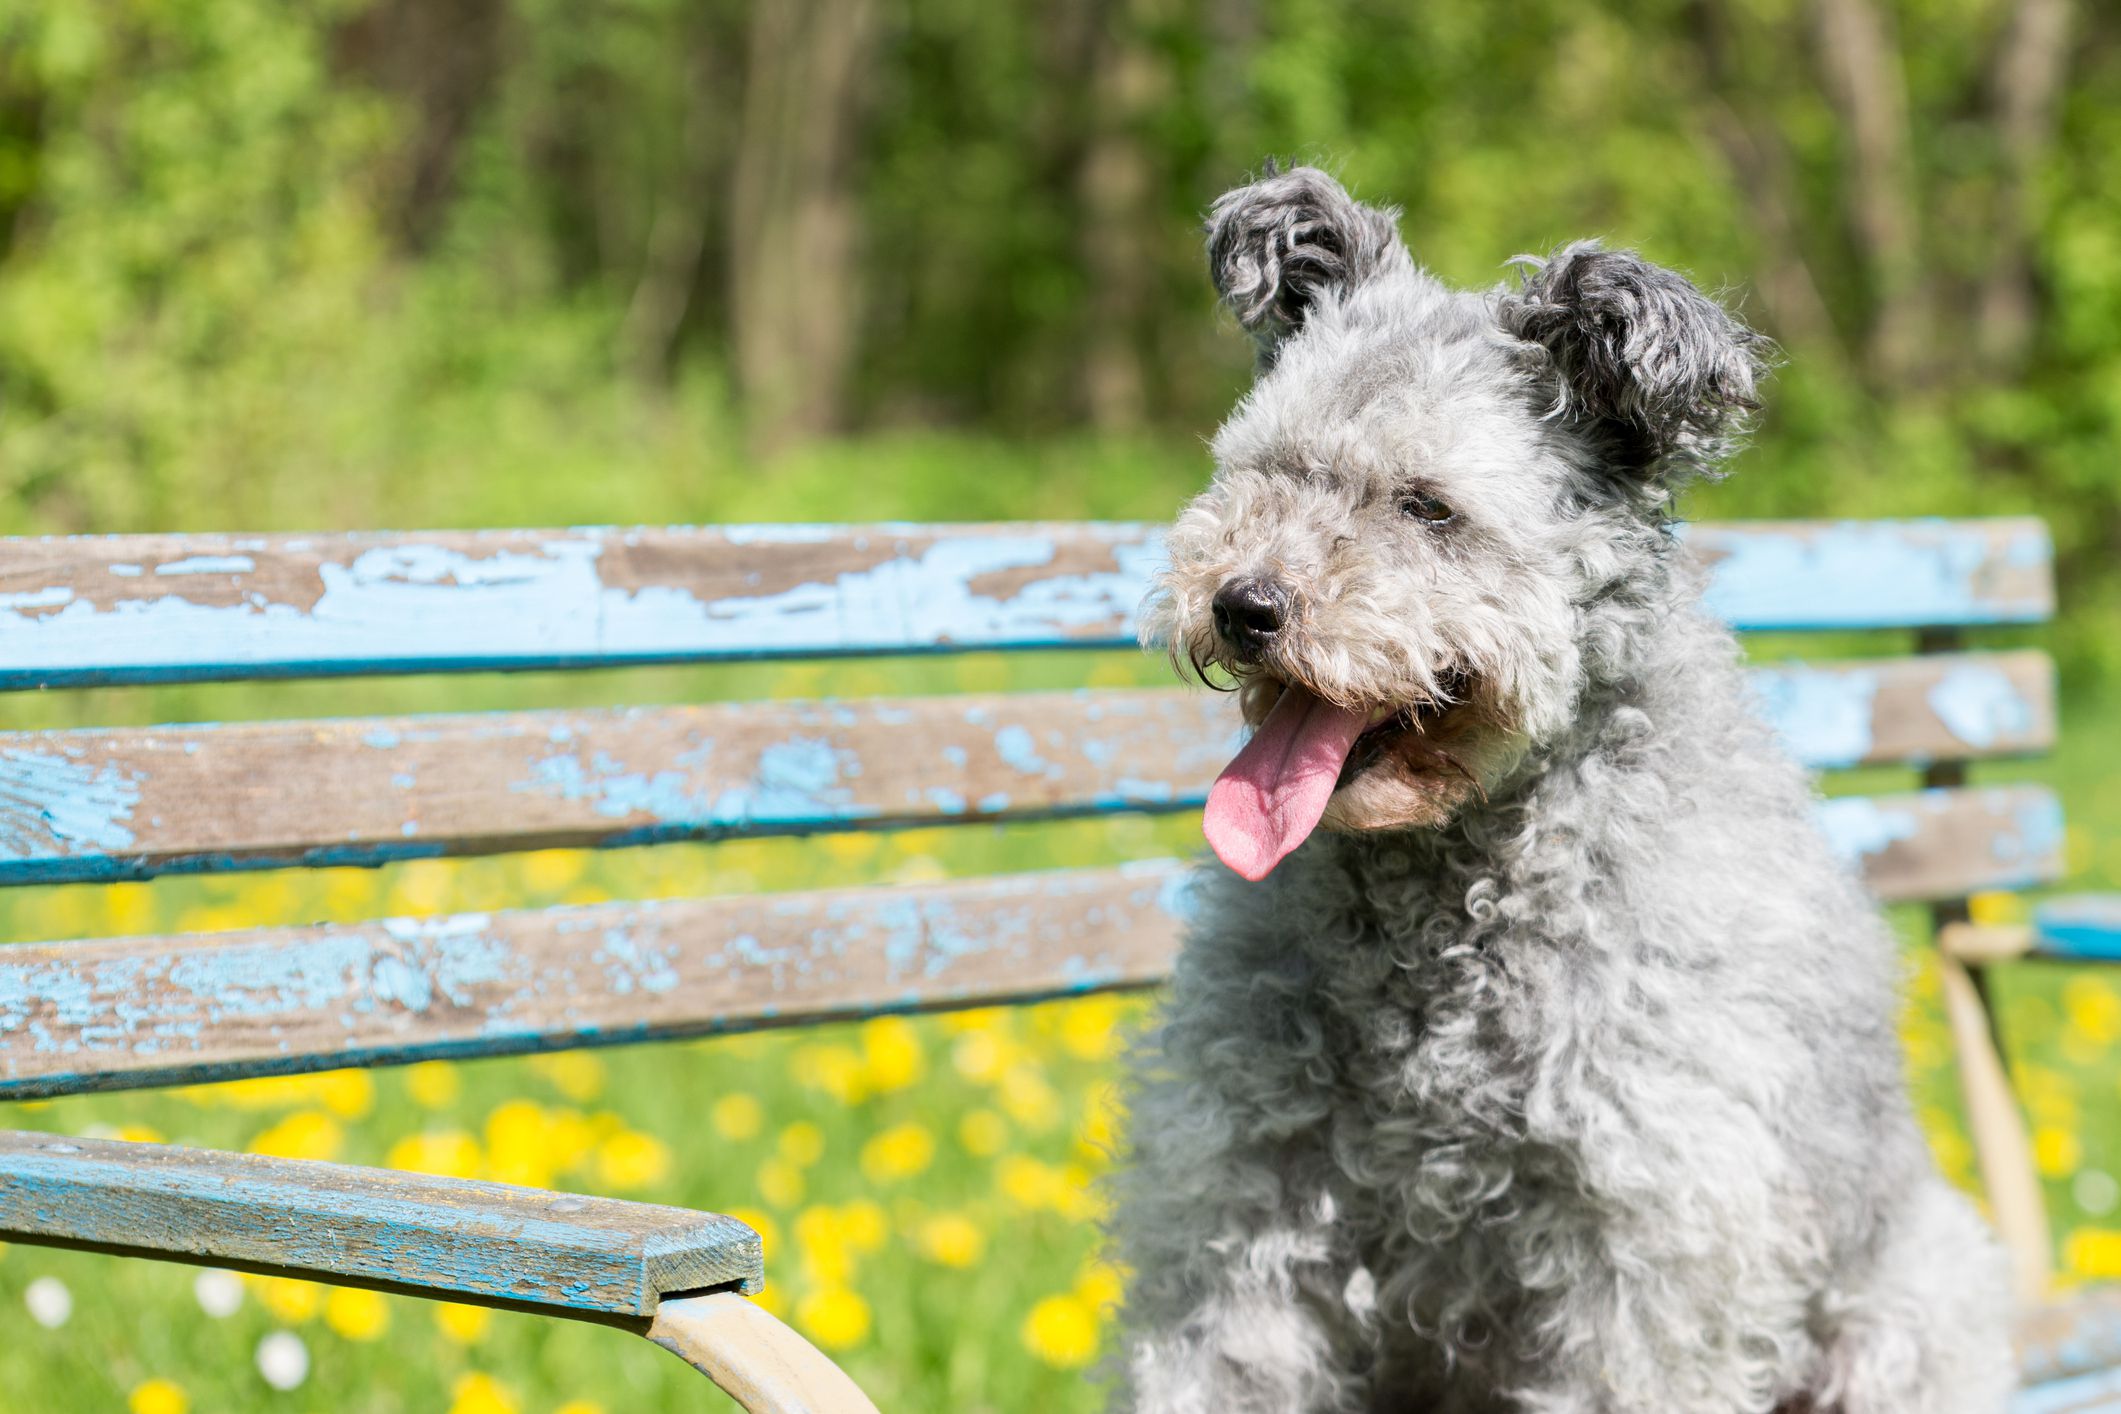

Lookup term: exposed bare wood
[1938,953,2053,1304]
[1939,922,2036,965]
[649,1292,881,1414]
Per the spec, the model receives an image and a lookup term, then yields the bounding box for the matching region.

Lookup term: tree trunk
[728,0,880,454]
[1976,0,2074,373]
[1807,0,1929,386]
[1076,0,1164,429]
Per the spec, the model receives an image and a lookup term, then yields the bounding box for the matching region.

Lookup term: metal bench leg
[647,1292,882,1414]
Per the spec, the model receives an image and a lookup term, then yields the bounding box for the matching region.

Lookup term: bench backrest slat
[0,780,2061,1098]
[0,518,2053,689]
[0,652,2056,888]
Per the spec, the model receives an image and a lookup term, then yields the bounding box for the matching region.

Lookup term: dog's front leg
[1105,997,1384,1414]
[1107,1130,1374,1414]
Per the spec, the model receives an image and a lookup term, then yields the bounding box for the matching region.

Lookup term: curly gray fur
[1106,167,2012,1414]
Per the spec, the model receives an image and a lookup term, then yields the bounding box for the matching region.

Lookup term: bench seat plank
[0,786,2063,1098]
[0,519,2052,689]
[0,1130,759,1317]
[0,654,2054,887]
[2032,897,2121,962]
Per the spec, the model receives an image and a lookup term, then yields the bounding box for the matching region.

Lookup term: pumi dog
[1109,165,2014,1414]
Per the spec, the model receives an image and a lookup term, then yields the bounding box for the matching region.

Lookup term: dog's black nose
[1212,577,1290,659]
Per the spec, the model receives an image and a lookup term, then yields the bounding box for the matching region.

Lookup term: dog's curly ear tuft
[1501,242,1773,483]
[1206,163,1410,361]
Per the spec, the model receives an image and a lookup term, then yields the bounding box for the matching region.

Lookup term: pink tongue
[1204,684,1371,881]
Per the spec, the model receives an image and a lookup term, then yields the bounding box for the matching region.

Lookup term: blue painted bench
[0,516,2113,1407]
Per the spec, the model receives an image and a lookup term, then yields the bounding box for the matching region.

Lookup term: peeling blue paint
[0,749,140,857]
[1750,665,1878,769]
[155,555,256,576]
[1815,796,1920,862]
[1927,664,2034,750]
[994,726,1050,775]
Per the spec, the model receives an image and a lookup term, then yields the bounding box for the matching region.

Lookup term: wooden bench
[0,516,2111,1409]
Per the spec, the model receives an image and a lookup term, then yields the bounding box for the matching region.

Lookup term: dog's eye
[1399,492,1455,525]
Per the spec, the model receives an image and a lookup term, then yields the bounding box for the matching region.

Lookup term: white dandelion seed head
[25,1275,71,1329]
[256,1330,309,1391]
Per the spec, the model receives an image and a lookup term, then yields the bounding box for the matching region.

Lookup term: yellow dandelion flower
[939,1006,1007,1035]
[959,1109,1009,1157]
[112,1123,164,1145]
[778,1121,826,1167]
[795,1207,856,1284]
[860,1123,935,1182]
[554,1402,607,1414]
[323,1286,390,1342]
[519,849,585,893]
[915,1213,986,1269]
[405,1061,462,1110]
[758,1156,807,1209]
[1058,996,1126,1060]
[387,1130,483,1180]
[712,1093,765,1141]
[859,1016,926,1092]
[952,1030,1010,1085]
[998,1064,1061,1131]
[249,1111,344,1163]
[542,1108,599,1173]
[596,1129,673,1191]
[104,882,155,935]
[436,1302,491,1345]
[1056,1162,1107,1222]
[127,1378,188,1414]
[529,1051,606,1104]
[839,1199,887,1253]
[2066,1229,2121,1279]
[999,1155,1059,1210]
[2064,975,2121,1046]
[1021,1293,1100,1368]
[311,1069,376,1120]
[1966,891,2027,927]
[485,1103,556,1188]
[792,1045,870,1106]
[2034,1125,2082,1178]
[257,1276,321,1324]
[1075,1259,1125,1312]
[795,1285,871,1350]
[447,1372,519,1414]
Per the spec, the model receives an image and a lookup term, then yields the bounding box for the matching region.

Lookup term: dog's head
[1151,165,1769,879]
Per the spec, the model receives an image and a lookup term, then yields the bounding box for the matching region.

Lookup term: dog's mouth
[1204,669,1478,882]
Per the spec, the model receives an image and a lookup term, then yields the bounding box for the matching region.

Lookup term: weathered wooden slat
[1750,650,2053,770]
[0,863,1191,1098]
[0,519,2053,689]
[1686,517,2052,631]
[0,690,1243,885]
[0,1130,758,1317]
[0,786,2061,1096]
[0,654,2053,887]
[1816,785,2064,904]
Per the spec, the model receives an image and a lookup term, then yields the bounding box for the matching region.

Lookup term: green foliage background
[0,0,2118,1409]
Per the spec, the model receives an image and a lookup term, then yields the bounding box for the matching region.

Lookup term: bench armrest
[0,1130,879,1411]
[0,1129,758,1319]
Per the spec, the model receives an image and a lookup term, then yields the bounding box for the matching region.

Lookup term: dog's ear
[1501,242,1771,483]
[1206,163,1409,361]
